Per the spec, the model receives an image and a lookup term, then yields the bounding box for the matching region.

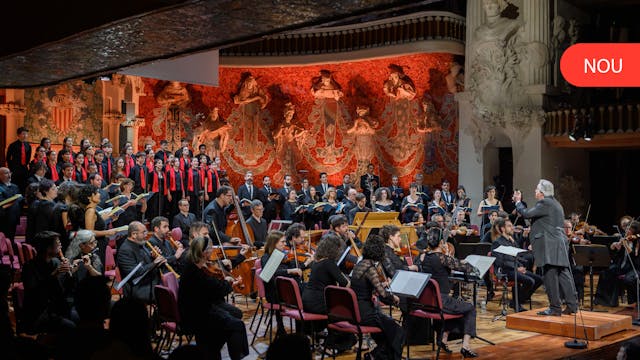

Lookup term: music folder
[389,270,431,298]
[259,249,286,283]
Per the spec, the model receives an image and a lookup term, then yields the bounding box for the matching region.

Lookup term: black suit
[315,183,333,198]
[260,186,278,224]
[246,216,267,248]
[116,239,161,303]
[359,173,379,206]
[237,183,260,219]
[491,235,542,307]
[0,182,22,241]
[6,140,31,192]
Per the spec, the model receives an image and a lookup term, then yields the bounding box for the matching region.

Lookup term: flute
[145,241,180,279]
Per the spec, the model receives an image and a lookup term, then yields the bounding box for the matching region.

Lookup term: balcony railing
[544,104,640,148]
[220,11,465,57]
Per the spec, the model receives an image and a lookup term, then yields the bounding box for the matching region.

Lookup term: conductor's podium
[348,212,418,244]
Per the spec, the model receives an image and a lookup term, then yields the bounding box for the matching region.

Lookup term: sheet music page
[337,246,352,266]
[464,255,496,278]
[259,249,286,283]
[493,245,527,257]
[115,262,142,291]
[389,270,431,298]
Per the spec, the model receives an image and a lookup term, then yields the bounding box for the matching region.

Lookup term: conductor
[513,179,578,316]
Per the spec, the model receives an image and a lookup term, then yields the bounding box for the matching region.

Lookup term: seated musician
[245,199,267,248]
[116,221,166,304]
[148,216,185,274]
[260,230,303,335]
[301,233,355,353]
[563,219,587,300]
[190,221,248,270]
[284,223,314,271]
[350,235,405,360]
[595,220,640,307]
[178,236,249,360]
[415,228,478,358]
[491,218,542,312]
[171,199,196,246]
[324,215,362,273]
[381,224,419,276]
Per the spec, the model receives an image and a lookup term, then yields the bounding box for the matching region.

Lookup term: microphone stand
[559,225,588,350]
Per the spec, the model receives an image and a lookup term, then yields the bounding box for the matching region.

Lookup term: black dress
[302,259,349,314]
[178,262,248,360]
[92,208,108,266]
[415,252,477,339]
[350,259,405,360]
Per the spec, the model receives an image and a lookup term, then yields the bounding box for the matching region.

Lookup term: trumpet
[145,241,180,279]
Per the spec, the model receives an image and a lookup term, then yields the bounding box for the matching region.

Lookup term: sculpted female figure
[273,102,306,177]
[308,69,351,163]
[226,72,273,166]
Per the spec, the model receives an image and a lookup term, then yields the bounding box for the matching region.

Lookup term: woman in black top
[302,233,349,314]
[260,230,303,334]
[415,228,478,358]
[380,224,419,278]
[178,236,249,360]
[281,189,300,222]
[350,235,404,360]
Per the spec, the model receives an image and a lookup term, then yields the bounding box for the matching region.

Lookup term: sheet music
[389,270,431,298]
[259,249,286,283]
[337,245,352,266]
[493,245,528,257]
[115,262,142,291]
[464,255,495,278]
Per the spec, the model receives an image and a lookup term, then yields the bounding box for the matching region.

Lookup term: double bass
[224,187,258,295]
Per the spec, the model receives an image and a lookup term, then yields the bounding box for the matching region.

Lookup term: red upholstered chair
[153,285,193,354]
[0,233,20,272]
[104,246,117,279]
[407,279,463,360]
[275,276,327,346]
[170,227,182,243]
[21,243,36,262]
[321,285,383,360]
[250,268,280,345]
[161,271,179,299]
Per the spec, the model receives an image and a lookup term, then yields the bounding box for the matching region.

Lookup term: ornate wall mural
[137,53,459,188]
[24,81,103,144]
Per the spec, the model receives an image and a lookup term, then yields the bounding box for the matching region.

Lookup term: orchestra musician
[350,234,404,360]
[415,228,478,358]
[347,193,370,225]
[563,219,587,301]
[595,220,640,307]
[245,199,268,249]
[324,215,362,272]
[381,224,419,276]
[178,236,249,360]
[116,221,166,304]
[203,185,240,245]
[148,216,185,275]
[260,231,304,336]
[491,218,542,312]
[190,221,248,270]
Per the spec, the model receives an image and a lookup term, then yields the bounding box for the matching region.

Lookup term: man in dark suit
[515,179,577,316]
[277,174,294,205]
[389,175,404,212]
[148,216,184,274]
[154,139,171,166]
[116,221,166,303]
[259,175,278,224]
[130,152,148,194]
[26,162,46,186]
[359,163,379,207]
[237,171,260,219]
[0,167,23,241]
[203,185,236,244]
[315,172,333,198]
[441,179,454,212]
[6,127,31,193]
[336,173,352,201]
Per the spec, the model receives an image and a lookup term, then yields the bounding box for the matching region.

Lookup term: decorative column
[522,0,550,86]
[102,112,125,152]
[0,89,26,155]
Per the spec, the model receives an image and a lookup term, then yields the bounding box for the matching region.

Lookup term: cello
[224,187,258,296]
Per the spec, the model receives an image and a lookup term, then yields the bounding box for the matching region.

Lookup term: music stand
[389,270,431,299]
[456,243,492,260]
[268,220,293,232]
[573,244,611,311]
[590,236,618,247]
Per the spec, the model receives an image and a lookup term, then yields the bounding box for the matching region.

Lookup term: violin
[283,245,311,265]
[621,234,639,255]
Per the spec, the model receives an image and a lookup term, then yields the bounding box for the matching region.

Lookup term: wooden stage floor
[168,277,640,359]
